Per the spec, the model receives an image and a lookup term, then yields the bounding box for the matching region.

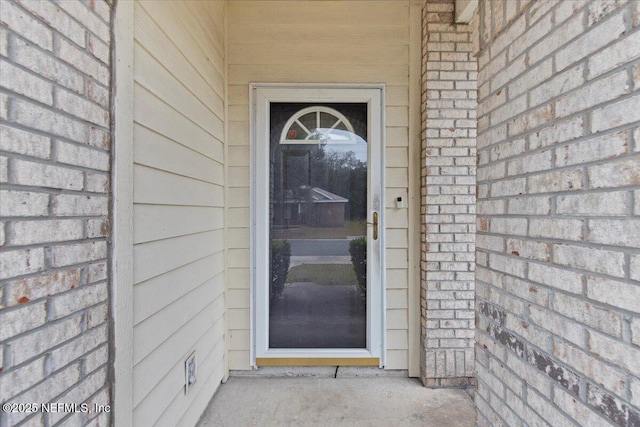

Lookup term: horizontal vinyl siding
[132,1,226,425]
[227,0,414,370]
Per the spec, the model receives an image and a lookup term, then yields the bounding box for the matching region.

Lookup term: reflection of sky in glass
[315,129,367,163]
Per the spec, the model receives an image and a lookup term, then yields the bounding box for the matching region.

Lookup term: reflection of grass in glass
[273,220,366,239]
[287,264,357,286]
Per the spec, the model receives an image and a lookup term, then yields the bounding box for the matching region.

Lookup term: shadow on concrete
[197,377,476,427]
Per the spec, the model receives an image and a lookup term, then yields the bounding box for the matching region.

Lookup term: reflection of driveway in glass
[289,239,349,256]
[288,239,352,267]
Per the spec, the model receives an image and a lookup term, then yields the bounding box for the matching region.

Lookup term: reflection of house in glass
[281,186,348,227]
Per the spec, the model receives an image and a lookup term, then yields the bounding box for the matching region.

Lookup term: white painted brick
[0,59,53,105]
[49,368,107,425]
[12,98,87,143]
[0,357,44,400]
[87,79,109,107]
[0,0,53,50]
[11,158,84,190]
[3,364,80,426]
[587,0,627,25]
[588,219,640,247]
[10,316,82,365]
[0,247,45,280]
[588,330,640,375]
[85,171,109,193]
[530,305,582,346]
[528,168,583,194]
[555,379,621,426]
[17,0,86,47]
[632,317,640,347]
[506,239,550,262]
[587,276,640,314]
[0,27,8,57]
[631,376,640,408]
[52,282,107,319]
[555,10,626,71]
[491,177,526,197]
[87,218,109,238]
[489,253,526,278]
[506,196,551,215]
[507,149,552,175]
[12,38,83,93]
[588,157,640,188]
[508,104,554,137]
[0,221,5,246]
[490,218,528,236]
[86,302,107,328]
[554,292,622,337]
[0,189,49,217]
[49,324,107,371]
[508,58,553,100]
[56,37,109,85]
[54,0,110,43]
[84,344,108,374]
[588,30,640,79]
[53,193,108,216]
[0,124,51,159]
[11,219,83,245]
[636,190,640,215]
[530,218,584,241]
[553,244,625,277]
[631,254,640,282]
[7,269,80,306]
[527,387,574,427]
[556,191,629,216]
[0,92,8,120]
[0,155,7,182]
[528,263,582,294]
[591,93,640,133]
[507,13,552,63]
[56,88,109,127]
[0,301,46,340]
[56,141,109,171]
[51,241,107,267]
[530,63,584,108]
[557,130,628,167]
[529,115,584,150]
[528,10,585,65]
[556,71,629,118]
[489,138,526,161]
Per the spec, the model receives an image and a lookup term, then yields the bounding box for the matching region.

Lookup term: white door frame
[249,84,386,366]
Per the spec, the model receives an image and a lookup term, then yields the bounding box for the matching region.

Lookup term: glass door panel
[269,103,368,349]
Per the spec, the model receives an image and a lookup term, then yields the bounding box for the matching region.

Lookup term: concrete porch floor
[197,376,476,426]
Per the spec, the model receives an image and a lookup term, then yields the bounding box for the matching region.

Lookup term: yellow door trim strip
[255,357,380,367]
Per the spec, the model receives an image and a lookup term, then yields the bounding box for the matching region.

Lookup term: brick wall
[0,1,112,425]
[421,0,477,387]
[475,0,640,425]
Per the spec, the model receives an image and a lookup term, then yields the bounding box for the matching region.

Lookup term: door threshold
[255,357,379,367]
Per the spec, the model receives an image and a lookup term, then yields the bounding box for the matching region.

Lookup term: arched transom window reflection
[280,106,361,144]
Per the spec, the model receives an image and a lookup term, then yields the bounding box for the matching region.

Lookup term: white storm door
[251,85,385,366]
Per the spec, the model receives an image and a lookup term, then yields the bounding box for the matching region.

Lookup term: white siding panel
[134,165,223,207]
[133,230,223,284]
[133,1,226,424]
[133,252,224,325]
[134,126,223,185]
[134,3,223,118]
[133,277,225,365]
[133,205,223,244]
[134,85,223,162]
